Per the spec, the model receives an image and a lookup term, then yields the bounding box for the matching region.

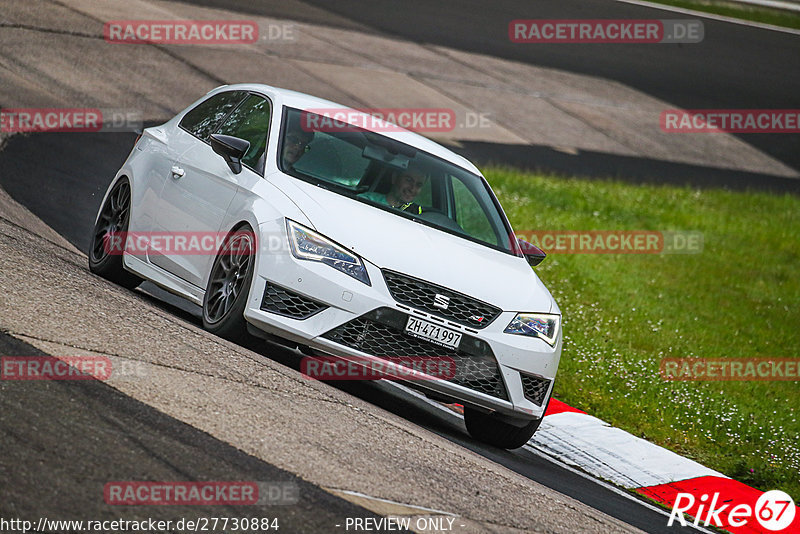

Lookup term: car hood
[268,173,555,314]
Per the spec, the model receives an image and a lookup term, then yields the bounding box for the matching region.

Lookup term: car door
[152,93,271,288]
[130,91,249,236]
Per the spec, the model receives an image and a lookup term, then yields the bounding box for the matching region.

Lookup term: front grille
[520,374,551,406]
[382,270,501,329]
[260,282,328,319]
[322,308,507,400]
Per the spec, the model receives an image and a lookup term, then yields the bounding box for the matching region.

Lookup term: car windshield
[278,107,516,254]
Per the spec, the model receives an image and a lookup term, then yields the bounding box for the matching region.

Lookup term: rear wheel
[464,407,544,449]
[88,178,143,289]
[202,225,255,343]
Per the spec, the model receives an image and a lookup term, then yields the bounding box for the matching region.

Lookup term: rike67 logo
[668,490,797,531]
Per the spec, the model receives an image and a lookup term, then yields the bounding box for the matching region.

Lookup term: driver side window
[179,91,247,141]
[214,94,271,174]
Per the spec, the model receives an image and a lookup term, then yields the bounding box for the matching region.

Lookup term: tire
[202,225,256,343]
[464,407,544,449]
[88,178,143,289]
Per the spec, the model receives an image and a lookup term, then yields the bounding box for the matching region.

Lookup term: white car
[89,83,562,449]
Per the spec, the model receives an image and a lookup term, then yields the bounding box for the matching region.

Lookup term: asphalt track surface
[176,0,800,184]
[5,1,794,531]
[0,131,706,534]
[0,332,397,532]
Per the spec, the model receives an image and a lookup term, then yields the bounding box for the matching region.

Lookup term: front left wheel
[202,225,256,343]
[88,178,143,289]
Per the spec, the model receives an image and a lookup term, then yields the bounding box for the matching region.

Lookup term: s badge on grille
[433,294,450,310]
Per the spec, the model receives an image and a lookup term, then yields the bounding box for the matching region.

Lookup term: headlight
[286,219,370,286]
[504,313,560,346]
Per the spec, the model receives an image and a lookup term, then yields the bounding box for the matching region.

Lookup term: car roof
[207,83,483,176]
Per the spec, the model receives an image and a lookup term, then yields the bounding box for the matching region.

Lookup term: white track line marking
[521,444,718,534]
[533,412,727,488]
[383,382,717,533]
[615,0,800,35]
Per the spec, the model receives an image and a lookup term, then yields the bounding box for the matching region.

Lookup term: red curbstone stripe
[636,475,800,533]
[544,398,586,416]
[540,401,797,534]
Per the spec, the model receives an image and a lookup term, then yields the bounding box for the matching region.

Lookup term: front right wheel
[464,407,544,449]
[202,225,255,343]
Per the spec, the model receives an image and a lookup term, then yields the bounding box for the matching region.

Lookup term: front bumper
[244,219,561,420]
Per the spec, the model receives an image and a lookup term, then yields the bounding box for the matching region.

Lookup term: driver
[359,168,426,214]
[282,116,314,167]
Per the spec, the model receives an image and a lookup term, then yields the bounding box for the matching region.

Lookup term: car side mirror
[210,134,250,174]
[518,238,546,266]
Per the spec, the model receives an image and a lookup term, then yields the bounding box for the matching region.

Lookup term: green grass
[646,0,800,30]
[483,166,800,500]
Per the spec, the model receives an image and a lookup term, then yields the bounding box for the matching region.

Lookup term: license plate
[405,316,462,350]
